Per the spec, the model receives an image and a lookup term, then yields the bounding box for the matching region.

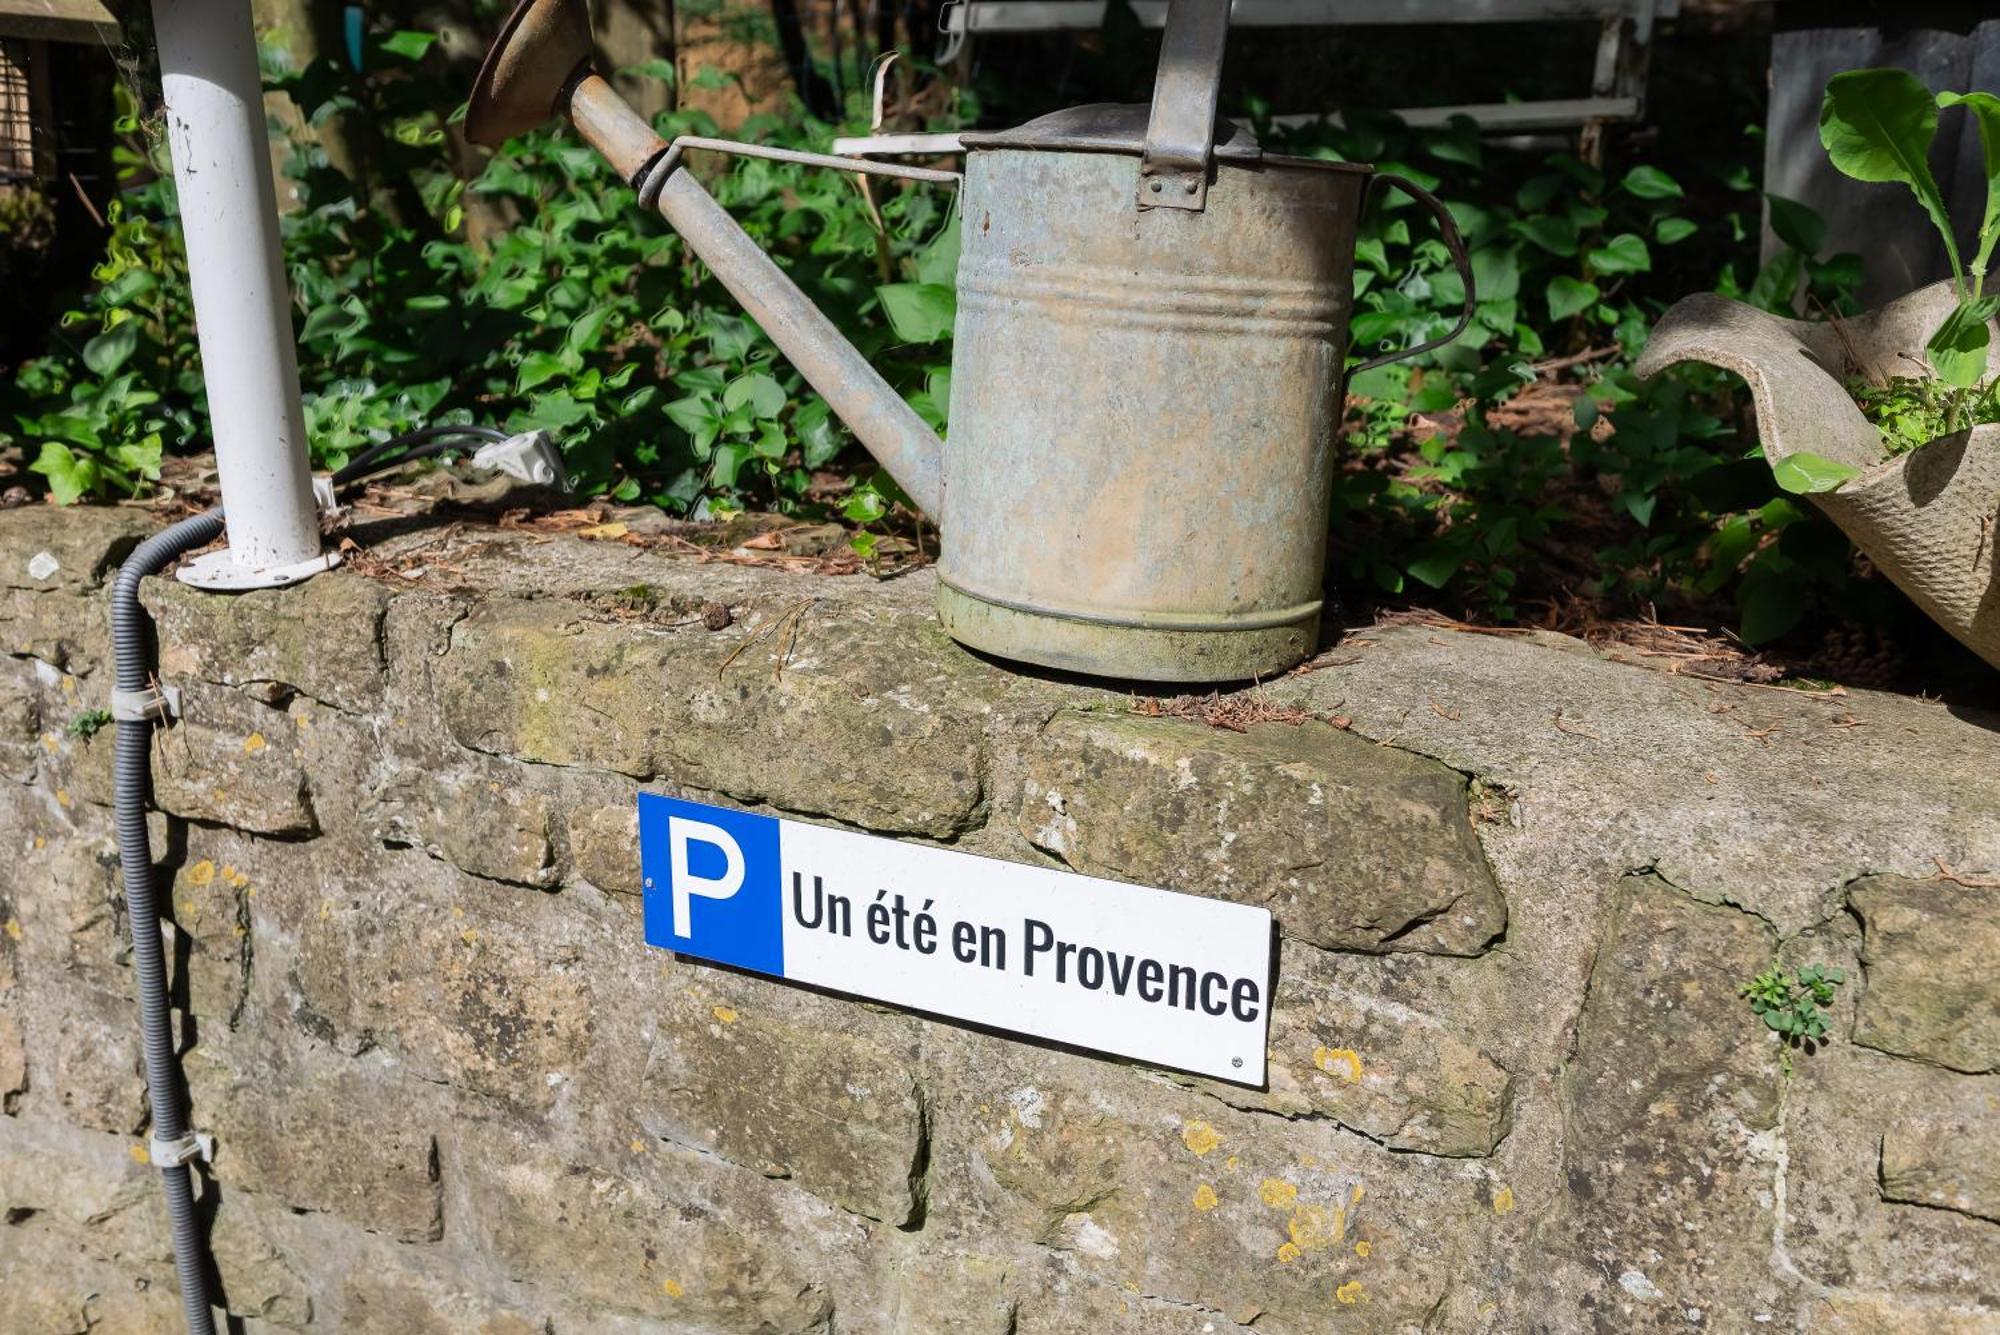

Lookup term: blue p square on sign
[637,792,1275,1084]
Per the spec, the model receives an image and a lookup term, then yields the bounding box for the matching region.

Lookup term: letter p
[668,816,745,938]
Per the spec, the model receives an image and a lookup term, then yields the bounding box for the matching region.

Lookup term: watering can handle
[1349,173,1479,377]
[1138,0,1231,211]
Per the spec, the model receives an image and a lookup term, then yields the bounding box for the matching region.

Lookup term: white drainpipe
[151,0,337,590]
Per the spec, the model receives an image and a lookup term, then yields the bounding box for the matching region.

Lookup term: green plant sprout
[1820,71,2000,423]
[65,708,112,740]
[1740,961,1845,1056]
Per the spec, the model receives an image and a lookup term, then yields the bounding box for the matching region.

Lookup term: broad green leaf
[1821,69,1960,280]
[1514,215,1579,257]
[1621,166,1683,199]
[515,351,569,396]
[82,322,138,377]
[617,58,678,83]
[1547,276,1600,321]
[565,306,615,355]
[1938,91,2000,278]
[1406,548,1463,589]
[664,395,718,439]
[875,283,956,343]
[1470,244,1521,303]
[795,399,845,468]
[1771,451,1862,494]
[29,442,98,505]
[1586,233,1652,275]
[1925,296,2000,389]
[1654,216,1698,245]
[1738,577,1806,645]
[380,30,439,60]
[723,372,786,419]
[915,215,961,287]
[1765,193,1828,256]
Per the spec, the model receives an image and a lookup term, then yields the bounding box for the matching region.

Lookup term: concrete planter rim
[1637,279,2000,668]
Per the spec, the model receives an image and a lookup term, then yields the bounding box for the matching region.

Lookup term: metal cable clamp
[148,1131,211,1169]
[110,683,181,724]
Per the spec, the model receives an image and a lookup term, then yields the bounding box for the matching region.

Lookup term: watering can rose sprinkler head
[468,0,950,516]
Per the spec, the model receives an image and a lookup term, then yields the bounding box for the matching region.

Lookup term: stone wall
[1,503,1997,1333]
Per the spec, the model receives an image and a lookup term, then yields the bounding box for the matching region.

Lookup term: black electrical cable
[330,423,509,487]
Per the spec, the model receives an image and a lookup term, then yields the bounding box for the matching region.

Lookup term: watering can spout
[467,0,947,515]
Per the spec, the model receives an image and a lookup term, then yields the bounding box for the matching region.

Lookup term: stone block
[188,1045,442,1242]
[0,657,38,782]
[0,1011,23,1113]
[640,984,927,1224]
[146,571,389,712]
[888,1252,1014,1334]
[1021,712,1504,955]
[208,1203,313,1327]
[969,1078,1469,1329]
[461,1131,833,1331]
[368,764,556,887]
[1200,987,1513,1157]
[566,783,641,894]
[438,596,988,836]
[36,993,146,1134]
[0,506,153,592]
[149,681,316,836]
[1559,877,1784,1325]
[1850,877,1999,1072]
[0,588,114,676]
[1880,1109,2000,1225]
[169,856,250,1026]
[341,1270,546,1335]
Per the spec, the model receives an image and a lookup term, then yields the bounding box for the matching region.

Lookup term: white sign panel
[638,794,1273,1084]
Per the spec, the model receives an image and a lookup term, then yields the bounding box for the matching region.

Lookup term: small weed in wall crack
[1740,961,1845,1073]
[65,708,112,740]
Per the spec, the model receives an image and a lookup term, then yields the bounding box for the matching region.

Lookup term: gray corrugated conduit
[111,509,226,1335]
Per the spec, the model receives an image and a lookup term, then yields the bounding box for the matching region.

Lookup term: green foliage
[1741,961,1845,1052]
[1849,373,2000,452]
[65,708,113,740]
[0,29,1909,655]
[1821,70,2000,394]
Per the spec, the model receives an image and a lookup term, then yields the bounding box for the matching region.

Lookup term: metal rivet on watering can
[465,0,1477,683]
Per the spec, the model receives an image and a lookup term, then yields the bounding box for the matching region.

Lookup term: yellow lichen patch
[1287,1202,1346,1254]
[128,1144,151,1165]
[1192,1183,1219,1212]
[40,733,58,754]
[32,836,43,850]
[1313,1046,1363,1084]
[229,869,250,889]
[1492,1184,1515,1215]
[661,1279,684,1299]
[54,789,71,808]
[1181,1120,1221,1157]
[242,732,266,754]
[460,928,480,946]
[3,919,21,941]
[1350,1184,1365,1206]
[1259,1178,1299,1209]
[1224,1154,1240,1173]
[60,676,76,695]
[1354,1240,1372,1258]
[1336,1281,1368,1305]
[1276,1242,1302,1265]
[630,1139,647,1154]
[186,860,216,888]
[711,1005,738,1025]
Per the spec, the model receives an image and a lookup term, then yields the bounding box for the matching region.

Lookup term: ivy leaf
[1586,233,1652,275]
[380,31,439,61]
[1925,297,2000,389]
[82,322,138,377]
[876,283,956,344]
[723,372,787,419]
[795,399,845,468]
[1546,275,1600,322]
[1771,451,1863,493]
[1766,193,1828,257]
[1406,548,1464,589]
[29,441,100,505]
[1654,216,1699,245]
[1621,166,1683,199]
[515,351,569,396]
[1514,214,1579,257]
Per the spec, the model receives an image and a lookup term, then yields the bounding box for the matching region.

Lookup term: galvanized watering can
[468,0,1474,681]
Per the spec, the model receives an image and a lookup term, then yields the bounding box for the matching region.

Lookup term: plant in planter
[1638,69,2000,668]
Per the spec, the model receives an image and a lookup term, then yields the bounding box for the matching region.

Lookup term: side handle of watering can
[1348,173,1479,376]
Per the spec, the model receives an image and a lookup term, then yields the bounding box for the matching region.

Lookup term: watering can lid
[958,102,1370,177]
[960,103,1262,160]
